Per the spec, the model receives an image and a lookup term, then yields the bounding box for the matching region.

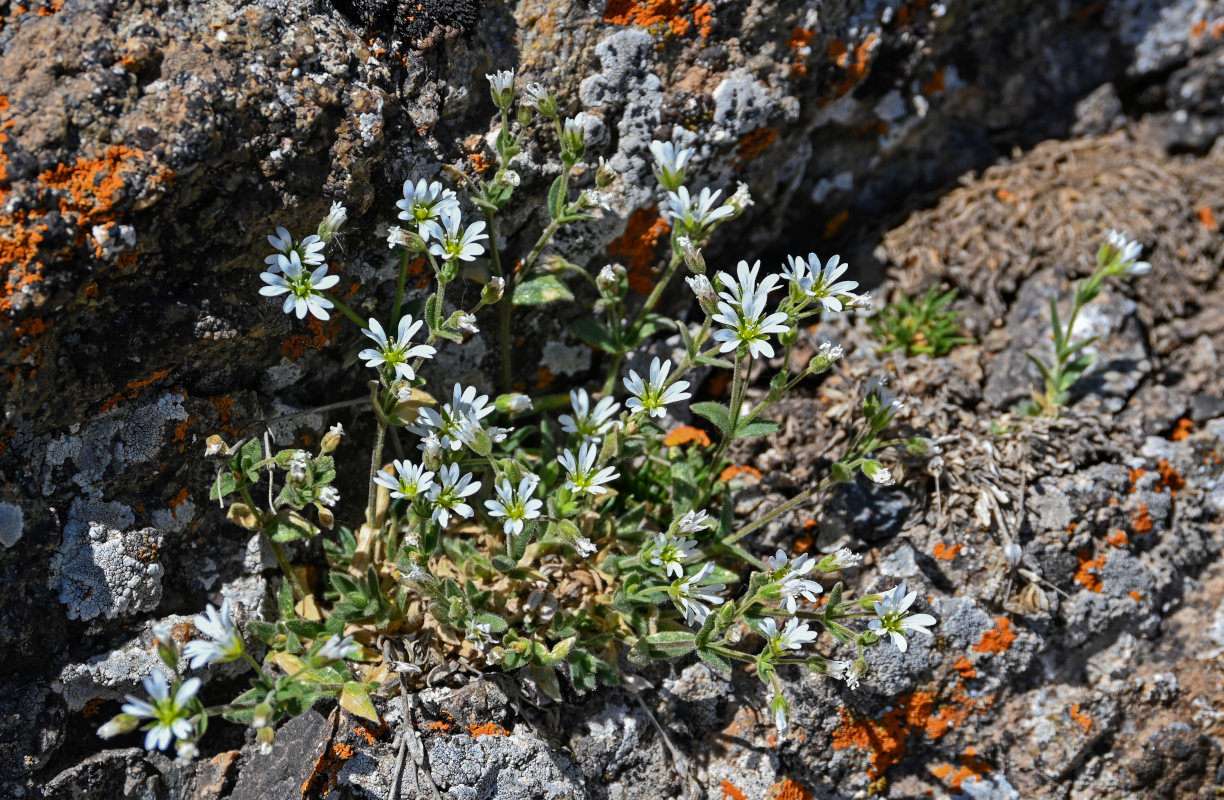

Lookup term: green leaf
[628,631,697,664]
[268,515,313,543]
[697,647,733,673]
[695,355,735,369]
[733,418,781,439]
[569,319,619,353]
[691,402,732,435]
[246,620,279,645]
[238,439,264,482]
[529,663,563,701]
[492,554,518,573]
[278,579,295,620]
[677,320,697,358]
[210,471,238,501]
[513,275,574,306]
[339,682,380,722]
[475,612,509,633]
[548,174,566,219]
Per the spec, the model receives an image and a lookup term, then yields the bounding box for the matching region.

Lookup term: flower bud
[387,225,426,252]
[482,276,506,304]
[596,263,624,296]
[421,434,443,471]
[318,202,347,243]
[495,393,533,414]
[831,461,855,482]
[562,113,591,160]
[486,69,515,109]
[686,275,718,316]
[257,726,276,755]
[152,622,179,670]
[227,502,260,530]
[861,460,894,485]
[253,702,273,729]
[317,506,335,529]
[677,236,705,274]
[320,423,344,453]
[726,181,753,216]
[97,713,141,739]
[595,157,617,188]
[175,739,200,762]
[449,311,479,334]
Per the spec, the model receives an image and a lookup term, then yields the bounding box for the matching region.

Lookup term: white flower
[687,274,718,313]
[486,69,515,106]
[500,169,520,187]
[422,206,488,262]
[769,691,789,731]
[466,619,496,652]
[317,486,340,507]
[521,83,556,114]
[374,459,436,500]
[265,227,326,269]
[623,357,691,418]
[864,376,904,420]
[288,450,310,482]
[666,186,735,234]
[649,140,692,190]
[767,549,823,613]
[456,313,479,334]
[562,112,593,153]
[387,225,417,249]
[861,460,895,485]
[502,393,532,413]
[557,441,619,496]
[868,583,937,653]
[597,264,621,294]
[121,672,200,752]
[760,616,818,656]
[675,509,712,534]
[818,548,862,571]
[670,563,726,625]
[183,600,244,668]
[711,292,791,359]
[727,181,753,214]
[318,202,347,241]
[715,260,782,306]
[427,463,481,527]
[175,739,200,763]
[259,252,340,320]
[648,532,700,578]
[826,659,864,690]
[484,476,544,538]
[358,315,436,382]
[315,634,358,662]
[397,179,460,230]
[1102,229,1150,275]
[782,253,859,312]
[410,383,495,451]
[573,535,598,557]
[559,388,621,443]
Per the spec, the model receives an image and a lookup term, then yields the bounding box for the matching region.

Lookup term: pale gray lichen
[51,497,165,621]
[54,621,183,710]
[0,502,23,547]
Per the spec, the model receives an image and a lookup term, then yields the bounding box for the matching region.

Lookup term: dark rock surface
[3,0,1224,797]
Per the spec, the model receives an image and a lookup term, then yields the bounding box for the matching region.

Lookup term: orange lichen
[467,152,491,174]
[930,748,992,792]
[1191,19,1208,37]
[921,67,946,95]
[1171,417,1195,440]
[664,425,712,448]
[824,34,880,102]
[606,209,671,295]
[953,656,977,679]
[282,315,341,359]
[786,27,816,76]
[1155,459,1185,495]
[535,365,556,390]
[767,777,813,800]
[1127,467,1146,492]
[1068,704,1092,731]
[1198,206,1219,231]
[932,542,961,561]
[352,720,388,745]
[719,464,762,482]
[467,722,510,737]
[40,146,170,245]
[973,617,1015,654]
[1130,502,1152,534]
[1106,529,1129,548]
[1074,549,1106,593]
[735,126,778,170]
[99,369,172,412]
[832,684,990,778]
[168,487,189,508]
[720,781,749,800]
[824,209,849,238]
[81,698,103,718]
[603,0,712,37]
[301,742,355,795]
[1128,590,1142,602]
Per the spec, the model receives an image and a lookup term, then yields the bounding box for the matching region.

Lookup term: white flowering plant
[99,69,940,758]
[1021,230,1151,416]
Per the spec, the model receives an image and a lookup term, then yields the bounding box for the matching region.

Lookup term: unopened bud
[317,506,334,529]
[596,264,624,296]
[678,236,705,274]
[97,713,141,739]
[495,393,533,414]
[257,726,276,755]
[486,69,515,109]
[253,702,273,729]
[227,502,260,530]
[596,157,617,188]
[686,275,718,316]
[387,225,426,252]
[562,113,591,161]
[483,276,506,304]
[421,434,443,471]
[318,202,347,243]
[320,423,344,453]
[152,621,179,670]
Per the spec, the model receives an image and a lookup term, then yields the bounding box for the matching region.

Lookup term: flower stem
[366,417,388,528]
[328,296,366,329]
[723,475,835,545]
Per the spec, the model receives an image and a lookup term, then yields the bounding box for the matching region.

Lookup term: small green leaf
[548,174,566,219]
[569,319,618,352]
[733,418,781,439]
[210,471,238,501]
[513,275,574,306]
[278,579,295,619]
[268,515,314,542]
[697,647,733,673]
[691,402,732,435]
[475,612,509,633]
